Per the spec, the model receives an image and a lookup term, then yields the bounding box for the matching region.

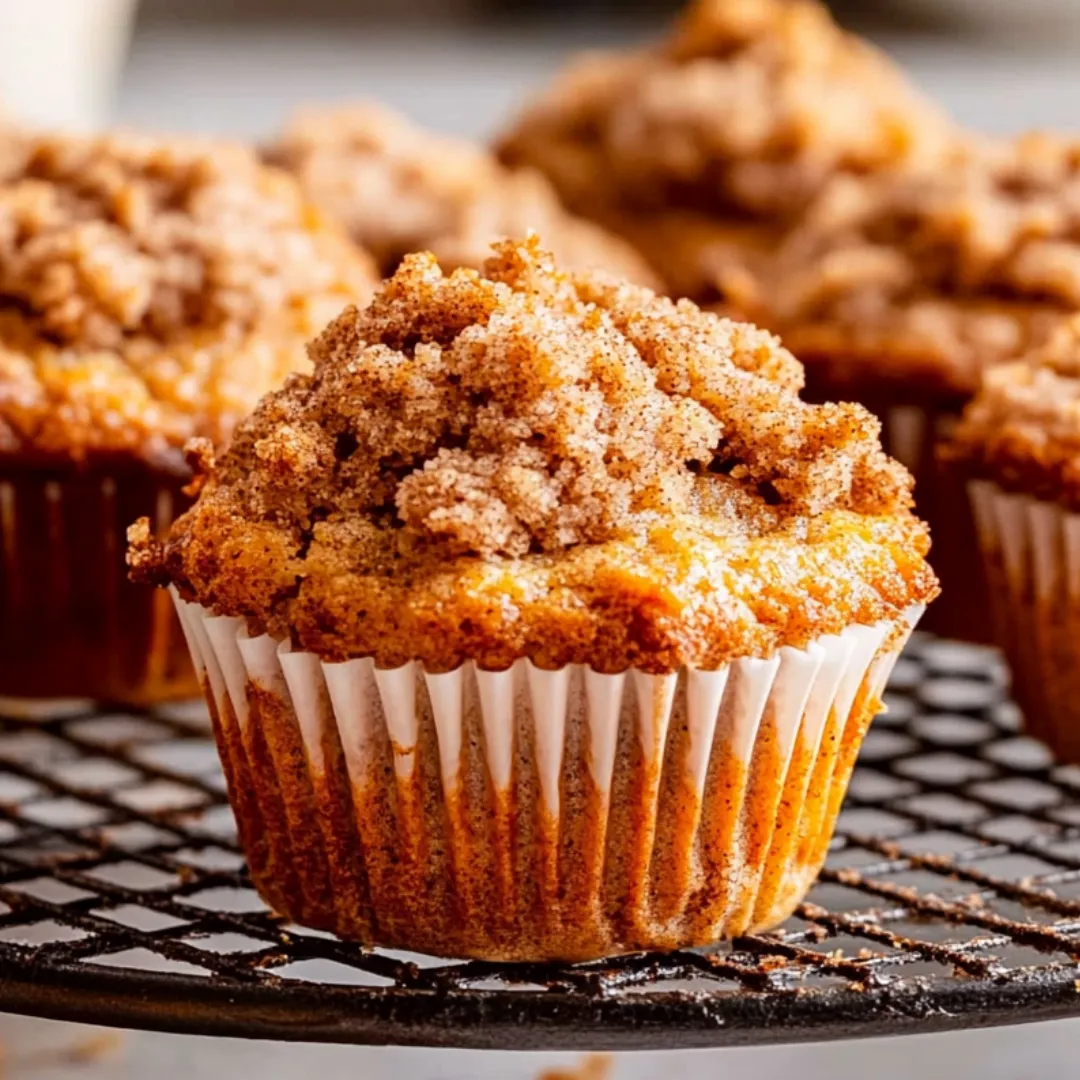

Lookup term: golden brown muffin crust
[0,130,378,467]
[132,238,937,672]
[947,316,1080,508]
[764,134,1080,398]
[496,0,952,225]
[266,103,659,287]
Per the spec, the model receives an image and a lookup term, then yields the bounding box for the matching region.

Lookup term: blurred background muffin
[266,102,659,285]
[746,133,1080,640]
[947,319,1080,762]
[496,0,957,305]
[0,129,376,703]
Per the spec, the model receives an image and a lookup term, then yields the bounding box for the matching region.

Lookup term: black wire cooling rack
[2,634,1080,1051]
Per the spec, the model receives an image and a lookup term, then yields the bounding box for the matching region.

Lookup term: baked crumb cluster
[763,135,1080,394]
[200,236,905,550]
[266,103,657,286]
[949,317,1080,507]
[0,131,377,464]
[136,239,935,670]
[496,0,950,223]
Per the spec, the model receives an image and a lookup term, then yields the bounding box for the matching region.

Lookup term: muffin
[946,319,1080,762]
[754,133,1080,640]
[129,237,937,961]
[496,0,954,304]
[0,130,377,704]
[265,102,659,287]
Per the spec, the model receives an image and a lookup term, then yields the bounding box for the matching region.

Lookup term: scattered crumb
[0,1030,124,1075]
[537,1055,612,1080]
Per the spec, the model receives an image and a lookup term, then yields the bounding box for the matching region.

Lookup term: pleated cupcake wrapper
[174,591,923,961]
[0,470,197,705]
[969,480,1080,760]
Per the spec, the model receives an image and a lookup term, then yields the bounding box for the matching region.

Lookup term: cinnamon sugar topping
[266,103,658,286]
[496,0,952,224]
[135,238,936,671]
[0,131,377,464]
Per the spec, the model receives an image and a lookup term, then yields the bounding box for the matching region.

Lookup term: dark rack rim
[5,955,1080,1049]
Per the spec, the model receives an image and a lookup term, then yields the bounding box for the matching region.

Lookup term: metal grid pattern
[2,634,1080,1050]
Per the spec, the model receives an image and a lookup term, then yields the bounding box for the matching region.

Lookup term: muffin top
[496,0,952,225]
[761,134,1080,399]
[948,317,1080,508]
[132,237,936,672]
[0,130,378,469]
[265,103,659,287]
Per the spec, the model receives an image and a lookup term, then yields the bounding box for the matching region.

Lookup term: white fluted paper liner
[173,590,923,961]
[969,480,1080,759]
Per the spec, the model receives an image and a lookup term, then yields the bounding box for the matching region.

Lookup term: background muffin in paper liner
[131,237,937,960]
[947,319,1080,762]
[0,128,377,704]
[747,133,1080,642]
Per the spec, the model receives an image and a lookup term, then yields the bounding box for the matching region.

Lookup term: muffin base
[970,481,1080,762]
[176,594,922,961]
[0,463,197,704]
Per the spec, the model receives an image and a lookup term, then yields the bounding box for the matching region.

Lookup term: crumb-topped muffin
[950,319,1080,504]
[763,134,1080,403]
[132,237,936,961]
[0,129,377,704]
[947,319,1080,761]
[497,0,953,303]
[266,103,658,288]
[755,133,1080,641]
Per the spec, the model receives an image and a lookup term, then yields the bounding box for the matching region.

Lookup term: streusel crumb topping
[0,131,377,466]
[266,103,658,286]
[133,238,936,671]
[947,316,1080,507]
[496,0,952,224]
[765,134,1080,396]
